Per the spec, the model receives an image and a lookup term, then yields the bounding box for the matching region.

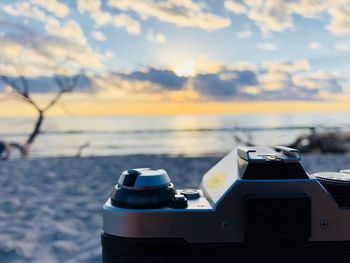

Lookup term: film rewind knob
[111,168,177,208]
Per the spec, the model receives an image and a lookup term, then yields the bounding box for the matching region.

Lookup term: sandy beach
[1,153,350,263]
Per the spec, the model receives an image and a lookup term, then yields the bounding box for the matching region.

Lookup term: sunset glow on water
[2,112,349,157]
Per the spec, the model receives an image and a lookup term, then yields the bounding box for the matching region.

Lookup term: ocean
[1,112,350,158]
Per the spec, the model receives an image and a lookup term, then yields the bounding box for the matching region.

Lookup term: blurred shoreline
[2,113,350,158]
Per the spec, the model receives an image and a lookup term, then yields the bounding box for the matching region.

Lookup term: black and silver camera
[101,146,350,262]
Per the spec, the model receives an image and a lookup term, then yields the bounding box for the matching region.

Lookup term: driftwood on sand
[0,141,28,160]
[234,127,350,154]
[287,128,350,153]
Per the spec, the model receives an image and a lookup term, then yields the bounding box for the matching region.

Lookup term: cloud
[242,85,260,95]
[0,22,104,77]
[77,0,112,26]
[1,55,346,102]
[262,59,311,73]
[120,68,187,90]
[3,1,85,46]
[259,71,289,91]
[287,0,334,18]
[4,2,53,24]
[95,58,347,101]
[256,42,277,50]
[104,50,115,59]
[77,0,141,34]
[335,40,350,51]
[2,1,107,73]
[107,0,231,31]
[30,0,70,17]
[327,4,350,35]
[225,0,350,35]
[293,71,343,94]
[3,1,76,43]
[192,70,258,99]
[309,41,321,49]
[224,0,247,14]
[113,14,141,34]
[77,0,101,14]
[0,74,92,93]
[147,30,167,44]
[92,30,106,41]
[243,1,293,33]
[45,19,87,46]
[258,60,343,100]
[113,59,346,101]
[237,29,252,38]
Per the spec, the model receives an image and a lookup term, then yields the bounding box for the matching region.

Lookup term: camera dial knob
[111,168,177,208]
[313,171,350,207]
[118,168,171,190]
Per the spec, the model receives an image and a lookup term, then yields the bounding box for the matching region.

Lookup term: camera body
[102,146,350,262]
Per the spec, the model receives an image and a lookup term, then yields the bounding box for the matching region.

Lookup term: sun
[174,61,196,77]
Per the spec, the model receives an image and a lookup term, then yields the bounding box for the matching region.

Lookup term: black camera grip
[102,233,350,263]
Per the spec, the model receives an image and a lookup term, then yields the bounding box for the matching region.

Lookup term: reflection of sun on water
[174,61,196,77]
[167,115,203,155]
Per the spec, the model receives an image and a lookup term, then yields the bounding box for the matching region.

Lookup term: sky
[1,0,350,116]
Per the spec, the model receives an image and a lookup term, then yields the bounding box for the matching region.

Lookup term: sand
[1,153,350,262]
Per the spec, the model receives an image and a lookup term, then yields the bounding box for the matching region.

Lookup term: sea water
[1,112,349,158]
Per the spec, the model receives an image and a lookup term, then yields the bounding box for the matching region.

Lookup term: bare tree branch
[1,76,23,93]
[76,142,90,157]
[58,102,74,116]
[19,75,29,97]
[0,53,84,158]
[42,89,64,112]
[1,75,81,155]
[42,73,81,112]
[1,75,40,111]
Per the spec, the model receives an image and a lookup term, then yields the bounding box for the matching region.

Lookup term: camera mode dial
[111,168,177,208]
[313,171,350,207]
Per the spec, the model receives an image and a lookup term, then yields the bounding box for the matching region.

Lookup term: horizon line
[1,100,350,117]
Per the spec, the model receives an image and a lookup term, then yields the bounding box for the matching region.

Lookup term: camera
[101,146,350,262]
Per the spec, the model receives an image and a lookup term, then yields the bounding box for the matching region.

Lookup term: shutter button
[172,194,188,208]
